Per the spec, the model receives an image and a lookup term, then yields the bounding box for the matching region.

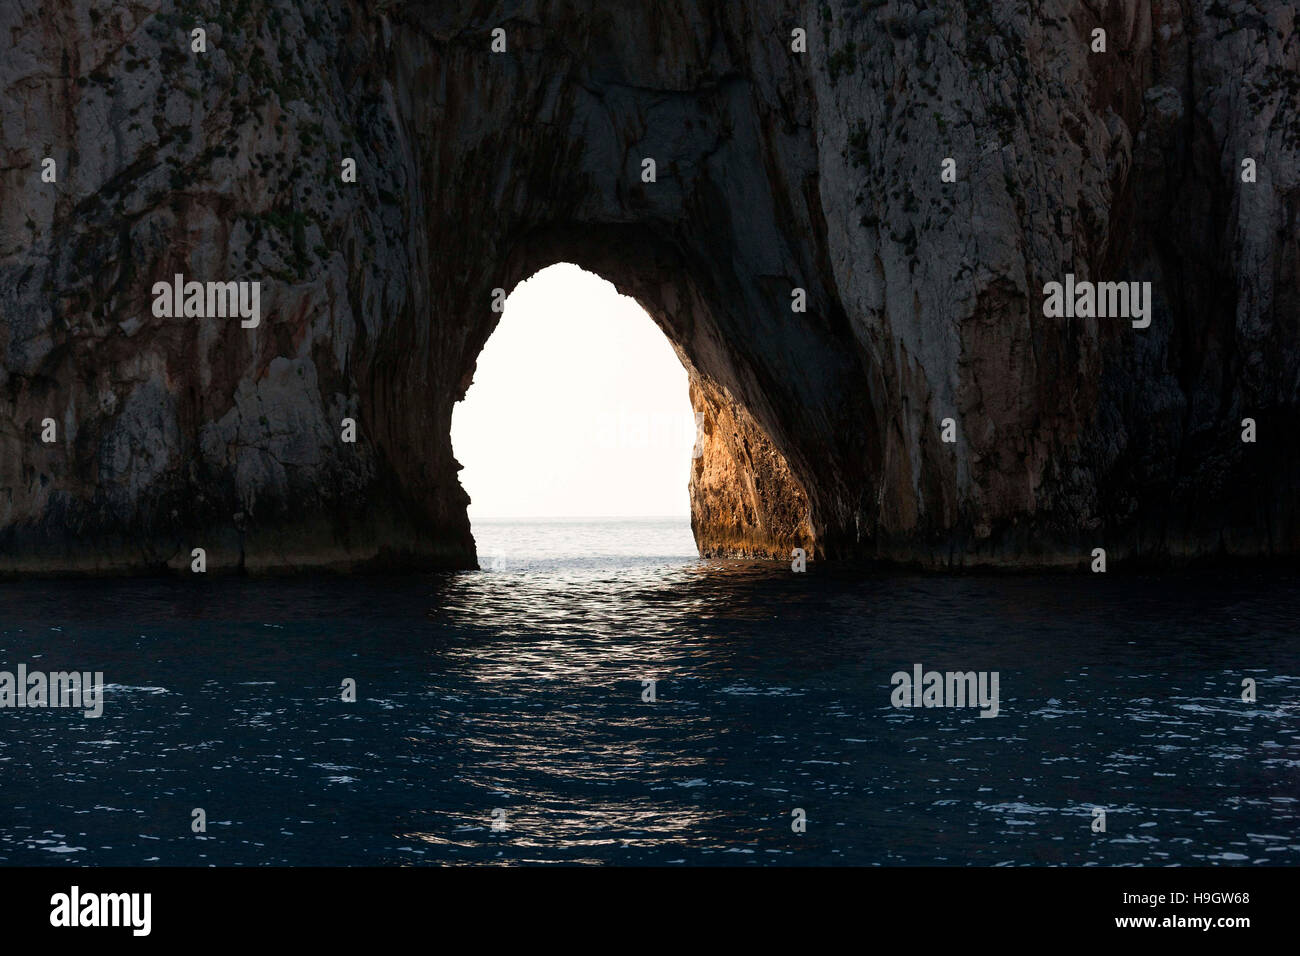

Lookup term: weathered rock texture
[0,0,1296,572]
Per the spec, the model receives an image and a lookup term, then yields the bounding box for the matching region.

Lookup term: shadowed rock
[0,0,1296,573]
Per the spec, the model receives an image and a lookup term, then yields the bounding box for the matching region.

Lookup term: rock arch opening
[446,248,818,569]
[451,261,695,522]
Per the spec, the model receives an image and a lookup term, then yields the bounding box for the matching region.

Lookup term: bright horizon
[451,263,696,520]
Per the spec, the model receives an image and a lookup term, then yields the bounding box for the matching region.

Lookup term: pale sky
[451,263,696,518]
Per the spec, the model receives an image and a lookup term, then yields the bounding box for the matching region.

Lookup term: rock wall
[0,0,1296,572]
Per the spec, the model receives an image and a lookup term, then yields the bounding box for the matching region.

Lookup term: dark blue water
[1,519,1297,866]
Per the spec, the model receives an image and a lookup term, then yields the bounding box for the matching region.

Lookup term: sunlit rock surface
[0,0,1296,572]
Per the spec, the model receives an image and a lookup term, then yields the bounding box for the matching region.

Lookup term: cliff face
[0,0,1296,573]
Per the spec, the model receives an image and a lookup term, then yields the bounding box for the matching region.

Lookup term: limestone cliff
[0,0,1296,572]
